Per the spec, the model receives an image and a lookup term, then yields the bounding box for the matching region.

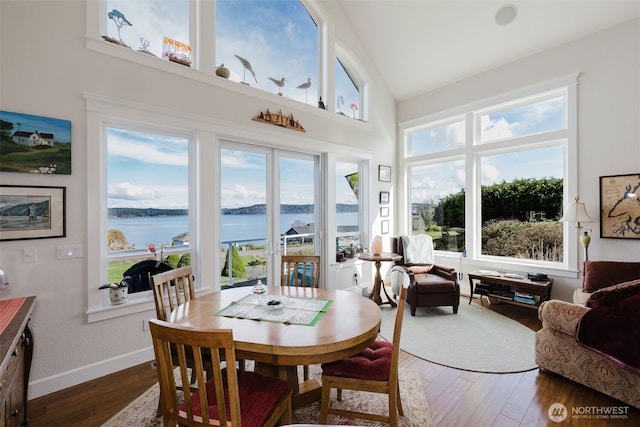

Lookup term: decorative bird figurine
[268,77,287,96]
[296,78,313,102]
[234,54,257,85]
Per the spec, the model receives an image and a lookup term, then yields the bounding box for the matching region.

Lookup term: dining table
[169,285,381,408]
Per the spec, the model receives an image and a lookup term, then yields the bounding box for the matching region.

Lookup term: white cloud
[109,182,161,201]
[481,116,516,141]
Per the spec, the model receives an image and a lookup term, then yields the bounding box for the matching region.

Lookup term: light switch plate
[56,244,83,259]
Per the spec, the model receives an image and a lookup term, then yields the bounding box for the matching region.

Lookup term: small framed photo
[381,220,389,235]
[380,206,389,217]
[0,185,66,241]
[379,191,389,204]
[599,173,640,239]
[378,165,391,182]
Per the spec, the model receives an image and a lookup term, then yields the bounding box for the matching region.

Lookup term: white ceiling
[337,1,640,101]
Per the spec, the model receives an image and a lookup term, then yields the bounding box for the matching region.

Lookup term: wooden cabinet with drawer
[0,297,35,427]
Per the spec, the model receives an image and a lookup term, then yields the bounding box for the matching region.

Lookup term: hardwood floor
[28,296,639,427]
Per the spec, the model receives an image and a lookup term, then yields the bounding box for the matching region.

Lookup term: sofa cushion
[583,261,640,292]
[576,292,640,375]
[412,273,457,294]
[586,278,640,308]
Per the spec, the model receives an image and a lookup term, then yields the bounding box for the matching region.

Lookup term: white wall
[398,17,640,302]
[0,0,395,398]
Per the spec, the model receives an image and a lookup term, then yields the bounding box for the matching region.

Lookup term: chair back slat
[389,286,408,388]
[281,255,320,287]
[152,266,196,321]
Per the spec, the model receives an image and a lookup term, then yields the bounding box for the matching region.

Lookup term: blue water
[108,213,357,248]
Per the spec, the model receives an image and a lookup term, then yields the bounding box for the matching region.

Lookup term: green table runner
[215,294,332,326]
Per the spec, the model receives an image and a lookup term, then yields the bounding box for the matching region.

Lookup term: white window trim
[86,95,208,323]
[398,74,580,278]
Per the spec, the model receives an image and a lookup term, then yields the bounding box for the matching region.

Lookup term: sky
[411,95,565,205]
[0,110,71,143]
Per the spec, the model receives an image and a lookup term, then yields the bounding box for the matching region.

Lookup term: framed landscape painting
[599,173,640,239]
[0,110,71,174]
[0,185,66,241]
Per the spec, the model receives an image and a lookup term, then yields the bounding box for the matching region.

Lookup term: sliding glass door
[220,142,320,287]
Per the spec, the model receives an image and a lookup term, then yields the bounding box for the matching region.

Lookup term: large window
[402,79,576,269]
[336,160,361,253]
[106,0,190,59]
[104,126,191,303]
[216,0,319,106]
[335,58,361,120]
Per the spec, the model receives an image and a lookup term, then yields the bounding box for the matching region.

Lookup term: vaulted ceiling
[337,1,640,101]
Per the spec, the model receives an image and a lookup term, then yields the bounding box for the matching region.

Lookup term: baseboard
[28,346,155,400]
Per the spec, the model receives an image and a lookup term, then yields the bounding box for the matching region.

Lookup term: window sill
[86,296,155,323]
[86,288,215,323]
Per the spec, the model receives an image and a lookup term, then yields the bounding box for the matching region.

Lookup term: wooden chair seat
[150,319,292,427]
[320,286,408,426]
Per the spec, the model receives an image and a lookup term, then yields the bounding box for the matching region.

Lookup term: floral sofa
[535,261,640,409]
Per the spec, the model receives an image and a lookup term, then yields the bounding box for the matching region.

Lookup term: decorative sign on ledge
[253,109,305,132]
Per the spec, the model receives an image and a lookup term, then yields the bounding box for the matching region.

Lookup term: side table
[357,252,402,307]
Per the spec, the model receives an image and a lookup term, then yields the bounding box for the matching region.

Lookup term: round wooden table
[169,286,381,407]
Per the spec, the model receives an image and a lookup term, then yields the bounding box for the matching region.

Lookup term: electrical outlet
[142,319,150,331]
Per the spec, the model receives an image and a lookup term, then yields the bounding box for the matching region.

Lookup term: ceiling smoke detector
[495,4,518,26]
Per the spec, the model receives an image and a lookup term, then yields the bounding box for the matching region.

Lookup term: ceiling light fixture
[495,4,518,26]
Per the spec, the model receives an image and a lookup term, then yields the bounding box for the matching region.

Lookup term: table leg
[254,362,321,409]
[468,276,474,304]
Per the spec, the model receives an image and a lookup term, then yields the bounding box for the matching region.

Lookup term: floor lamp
[560,196,593,261]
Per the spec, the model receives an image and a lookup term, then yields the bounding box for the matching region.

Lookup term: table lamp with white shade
[560,196,593,260]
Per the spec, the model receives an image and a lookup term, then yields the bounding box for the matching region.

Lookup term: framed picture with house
[0,110,71,174]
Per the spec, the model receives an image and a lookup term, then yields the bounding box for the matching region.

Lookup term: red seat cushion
[179,370,289,427]
[321,340,392,381]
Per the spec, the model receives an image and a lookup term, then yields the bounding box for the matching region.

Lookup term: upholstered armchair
[390,235,460,315]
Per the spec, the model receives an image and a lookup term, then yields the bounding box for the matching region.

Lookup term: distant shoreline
[109,203,358,217]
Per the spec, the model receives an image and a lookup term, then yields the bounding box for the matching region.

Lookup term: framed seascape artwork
[0,185,66,241]
[378,165,391,182]
[599,173,640,239]
[0,110,71,174]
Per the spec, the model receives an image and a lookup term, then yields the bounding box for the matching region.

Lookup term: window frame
[86,96,203,322]
[399,74,580,277]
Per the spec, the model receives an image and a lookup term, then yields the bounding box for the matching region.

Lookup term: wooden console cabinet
[468,270,552,309]
[0,297,35,427]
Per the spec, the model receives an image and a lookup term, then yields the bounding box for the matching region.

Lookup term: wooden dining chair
[149,319,292,427]
[281,255,320,288]
[280,254,320,381]
[152,266,196,322]
[320,285,408,427]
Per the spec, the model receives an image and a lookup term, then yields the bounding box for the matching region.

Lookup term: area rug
[379,297,537,373]
[102,366,433,427]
